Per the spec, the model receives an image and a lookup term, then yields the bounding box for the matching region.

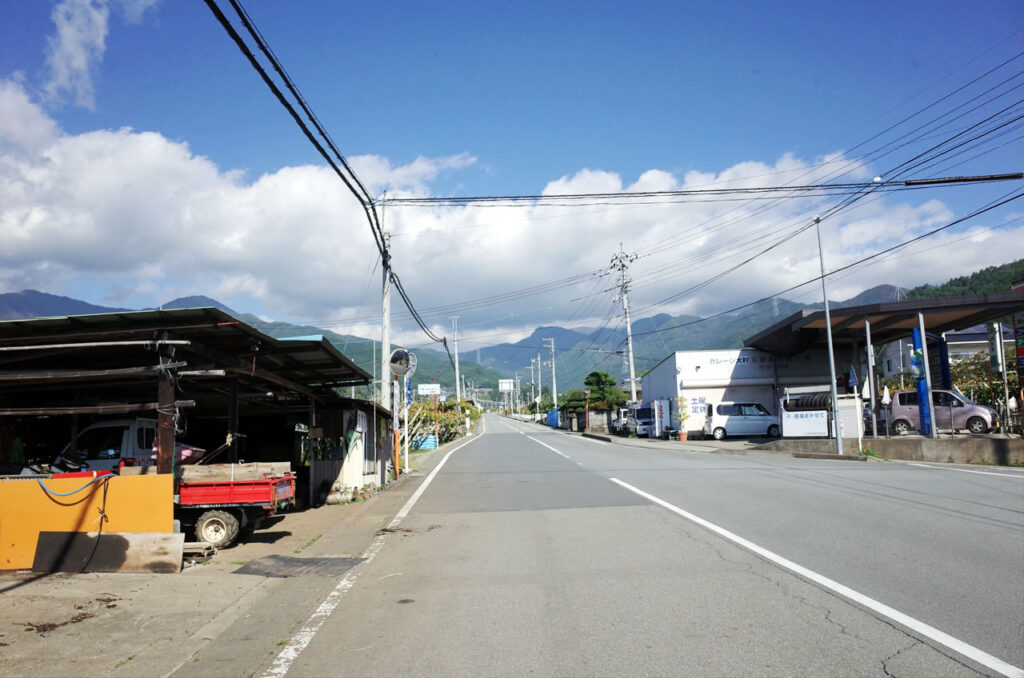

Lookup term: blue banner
[912,327,932,436]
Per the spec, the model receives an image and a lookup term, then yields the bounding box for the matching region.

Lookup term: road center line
[262,434,478,678]
[609,477,1024,678]
[908,463,1024,479]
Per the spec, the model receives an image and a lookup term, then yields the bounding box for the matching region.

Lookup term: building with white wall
[641,348,832,434]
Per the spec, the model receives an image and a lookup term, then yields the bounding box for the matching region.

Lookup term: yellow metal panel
[0,474,173,570]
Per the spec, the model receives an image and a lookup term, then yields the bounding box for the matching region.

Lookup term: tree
[583,371,626,411]
[558,389,587,416]
[950,348,1018,406]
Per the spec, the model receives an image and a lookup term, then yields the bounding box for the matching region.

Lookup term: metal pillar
[865,317,878,437]
[918,311,938,438]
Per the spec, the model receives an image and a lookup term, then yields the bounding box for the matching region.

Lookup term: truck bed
[178,472,295,509]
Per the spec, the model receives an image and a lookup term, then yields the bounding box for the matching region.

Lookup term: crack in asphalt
[686,525,988,676]
[881,640,919,677]
[694,527,871,643]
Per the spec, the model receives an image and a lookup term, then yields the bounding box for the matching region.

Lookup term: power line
[206,0,454,358]
[375,174,1020,208]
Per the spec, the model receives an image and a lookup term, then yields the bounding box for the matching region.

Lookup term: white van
[704,402,780,440]
[56,418,205,472]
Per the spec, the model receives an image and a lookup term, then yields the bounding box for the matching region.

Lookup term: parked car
[888,389,998,434]
[626,406,654,437]
[610,408,630,435]
[704,402,780,440]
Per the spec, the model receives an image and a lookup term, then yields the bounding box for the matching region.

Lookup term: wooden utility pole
[156,358,175,475]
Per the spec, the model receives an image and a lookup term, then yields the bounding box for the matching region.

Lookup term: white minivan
[704,402,781,440]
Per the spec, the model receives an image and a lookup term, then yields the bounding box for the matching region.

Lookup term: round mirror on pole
[389,348,411,377]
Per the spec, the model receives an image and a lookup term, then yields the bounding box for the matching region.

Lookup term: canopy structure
[0,307,372,418]
[744,291,1024,357]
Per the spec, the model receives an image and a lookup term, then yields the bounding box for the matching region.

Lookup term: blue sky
[0,0,1021,351]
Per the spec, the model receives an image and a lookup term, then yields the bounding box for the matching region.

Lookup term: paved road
[264,414,1024,677]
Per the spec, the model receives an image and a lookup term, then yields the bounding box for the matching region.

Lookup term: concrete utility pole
[381,232,392,411]
[543,338,557,407]
[451,316,462,406]
[537,352,543,414]
[528,359,536,414]
[814,217,842,455]
[611,245,639,404]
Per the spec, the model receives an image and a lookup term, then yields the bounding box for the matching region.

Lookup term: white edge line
[609,477,1024,678]
[262,435,478,678]
[908,463,1024,479]
[580,436,608,445]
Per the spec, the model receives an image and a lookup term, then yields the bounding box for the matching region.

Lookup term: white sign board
[676,349,776,386]
[498,379,515,392]
[418,383,441,395]
[781,410,828,437]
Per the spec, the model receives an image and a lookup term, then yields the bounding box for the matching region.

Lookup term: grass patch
[294,534,322,554]
[858,447,884,460]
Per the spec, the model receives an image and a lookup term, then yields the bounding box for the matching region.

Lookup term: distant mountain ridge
[1,257,1020,391]
[0,289,130,320]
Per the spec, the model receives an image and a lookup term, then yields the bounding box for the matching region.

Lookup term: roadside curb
[582,432,612,443]
[791,452,867,461]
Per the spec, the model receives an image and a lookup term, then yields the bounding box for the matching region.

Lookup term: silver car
[888,389,998,435]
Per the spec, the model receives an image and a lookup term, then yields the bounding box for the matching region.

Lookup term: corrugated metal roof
[0,308,372,417]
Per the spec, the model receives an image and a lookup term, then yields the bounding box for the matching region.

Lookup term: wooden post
[157,365,174,475]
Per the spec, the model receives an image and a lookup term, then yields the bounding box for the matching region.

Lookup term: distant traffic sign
[498,379,515,392]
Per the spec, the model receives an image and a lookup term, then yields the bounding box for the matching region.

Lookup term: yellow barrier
[0,474,173,570]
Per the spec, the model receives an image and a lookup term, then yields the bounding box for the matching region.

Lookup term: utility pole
[537,352,543,414]
[529,358,536,414]
[611,245,639,404]
[815,217,842,455]
[381,232,391,411]
[451,316,462,406]
[543,337,557,408]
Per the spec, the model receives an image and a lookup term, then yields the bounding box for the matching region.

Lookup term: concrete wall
[764,437,1024,465]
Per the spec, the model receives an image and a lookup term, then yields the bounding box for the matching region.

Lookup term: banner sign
[418,383,441,396]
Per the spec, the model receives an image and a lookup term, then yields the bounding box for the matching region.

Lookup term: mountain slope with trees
[1,258,1019,395]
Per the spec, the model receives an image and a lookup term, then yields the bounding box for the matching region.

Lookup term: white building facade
[641,348,833,434]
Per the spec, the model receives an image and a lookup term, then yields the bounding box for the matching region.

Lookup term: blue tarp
[545,408,559,427]
[413,434,438,450]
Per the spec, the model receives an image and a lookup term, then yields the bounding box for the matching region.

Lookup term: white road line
[908,463,1024,479]
[262,435,477,678]
[527,435,570,460]
[609,477,1024,678]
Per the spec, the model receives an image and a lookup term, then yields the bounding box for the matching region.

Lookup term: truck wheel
[195,510,240,548]
[713,427,726,441]
[966,417,987,434]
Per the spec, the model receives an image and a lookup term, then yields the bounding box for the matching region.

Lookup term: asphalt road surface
[262,413,1024,678]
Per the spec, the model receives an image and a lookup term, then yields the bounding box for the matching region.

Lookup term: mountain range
[1,258,1021,395]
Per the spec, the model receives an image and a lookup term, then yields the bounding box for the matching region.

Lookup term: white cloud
[42,0,157,109]
[1,78,1020,350]
[0,80,58,152]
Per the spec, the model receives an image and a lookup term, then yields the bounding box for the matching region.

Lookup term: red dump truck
[120,461,295,548]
